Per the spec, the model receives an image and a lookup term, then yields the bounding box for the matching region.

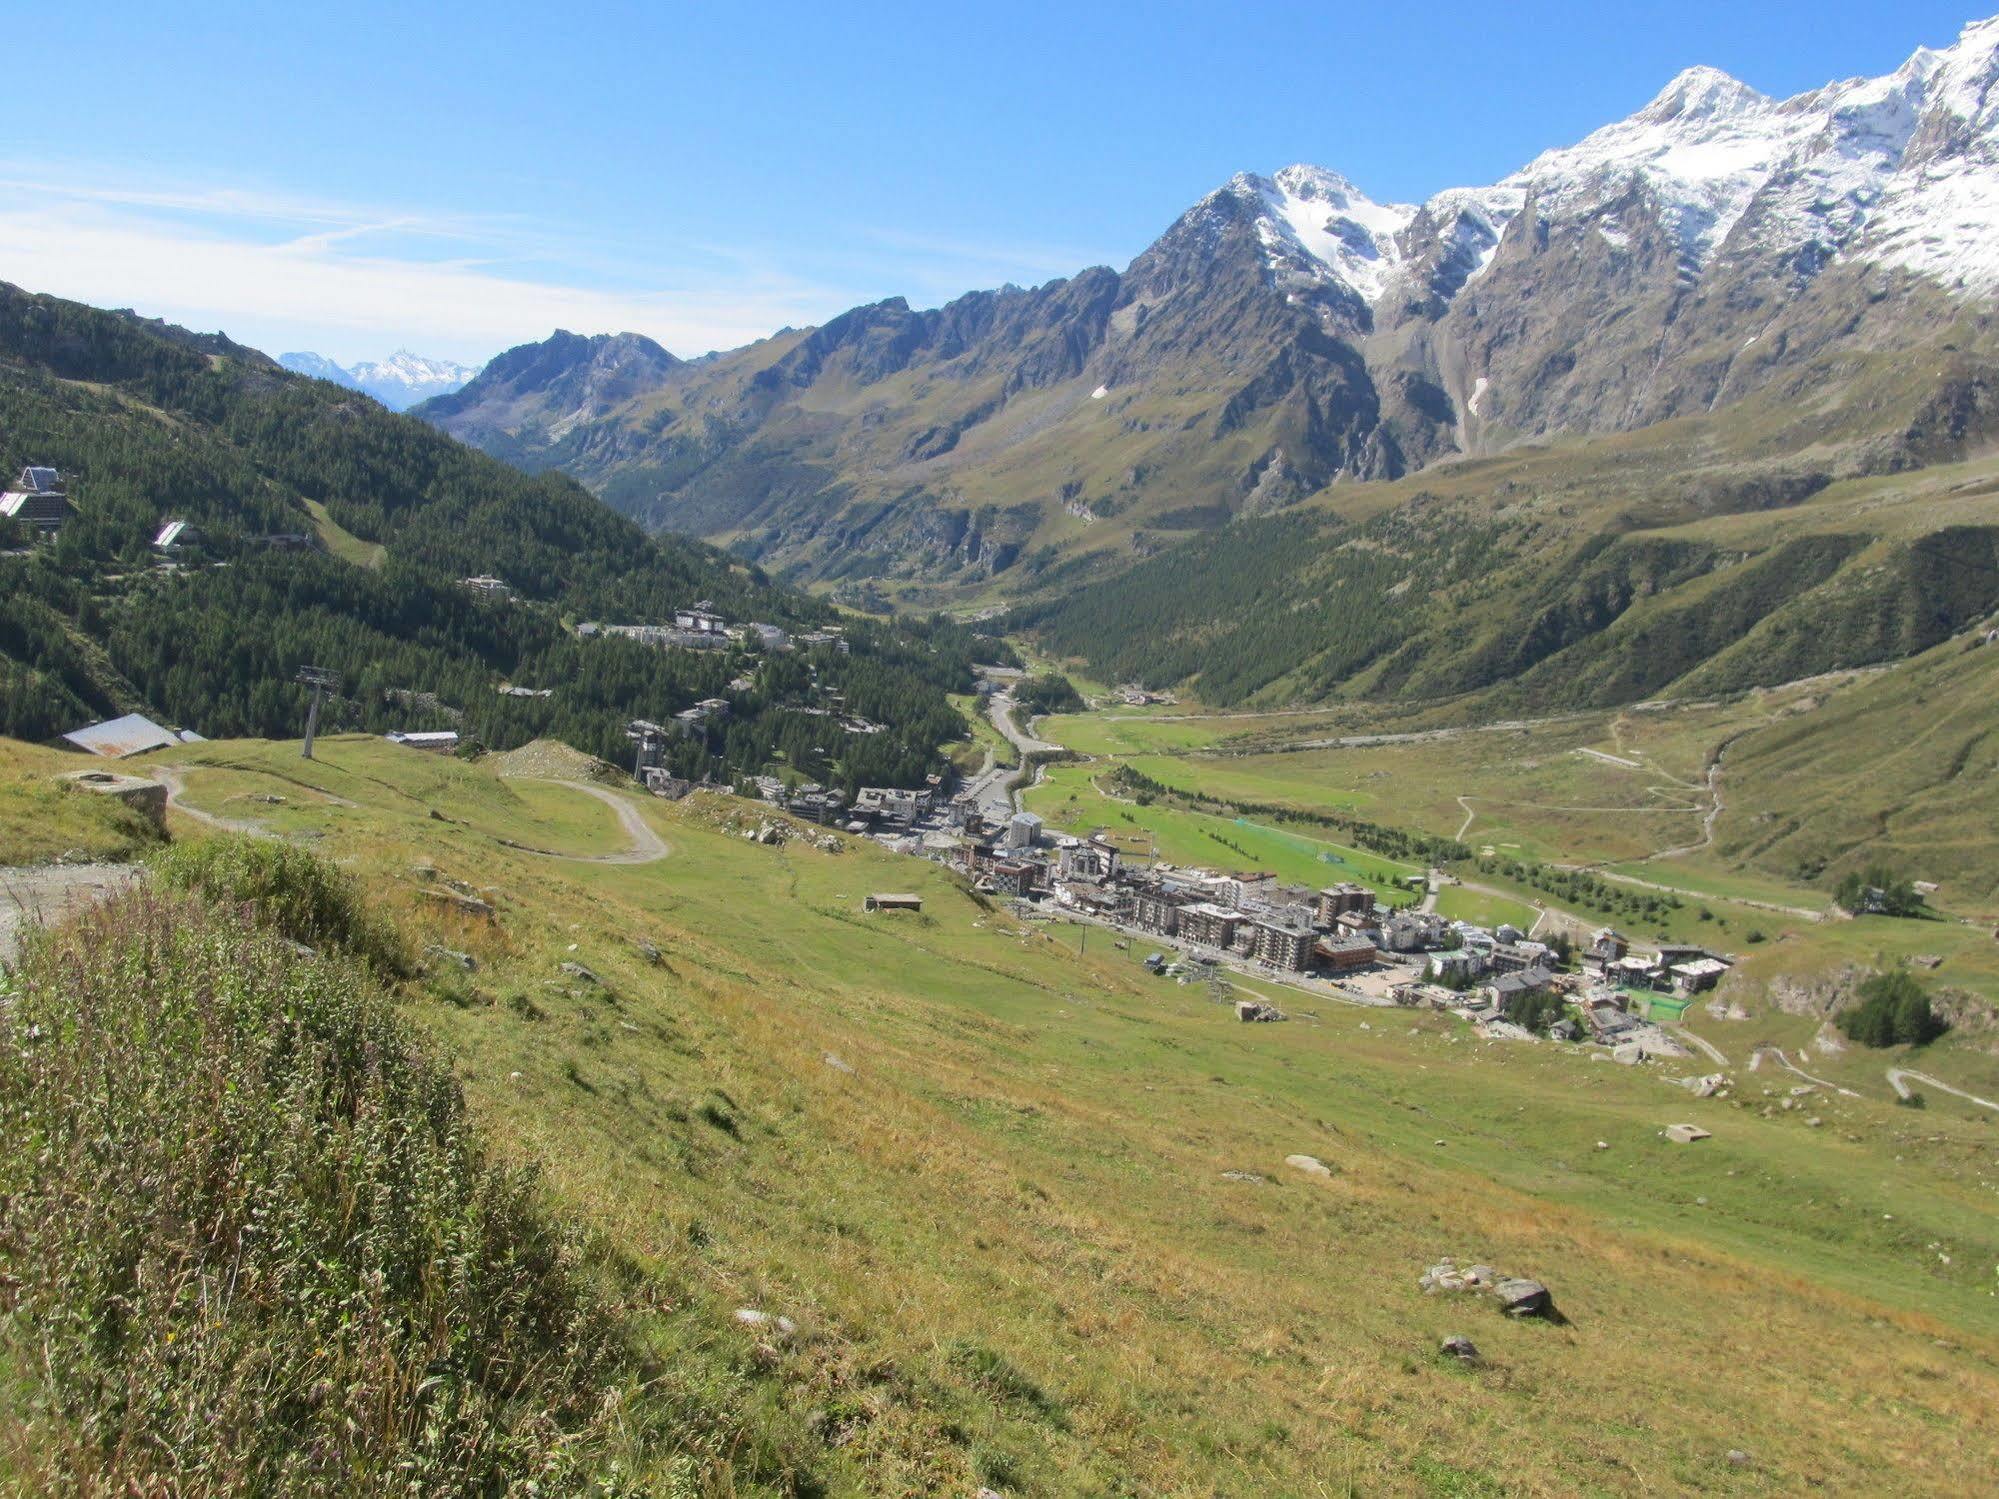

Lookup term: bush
[1835,969,1949,1048]
[150,834,407,976]
[0,889,622,1493]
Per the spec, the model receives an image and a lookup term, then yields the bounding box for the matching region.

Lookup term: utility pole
[625,719,666,784]
[296,667,340,760]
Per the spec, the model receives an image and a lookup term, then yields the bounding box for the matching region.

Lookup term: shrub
[0,888,623,1493]
[1836,969,1949,1048]
[150,833,407,976]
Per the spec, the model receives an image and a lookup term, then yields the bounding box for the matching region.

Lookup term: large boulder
[1494,1278,1556,1319]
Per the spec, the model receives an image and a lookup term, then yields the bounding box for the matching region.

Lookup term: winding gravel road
[1887,1068,1999,1112]
[534,779,671,865]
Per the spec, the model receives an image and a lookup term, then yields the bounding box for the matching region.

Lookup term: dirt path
[505,779,671,865]
[1750,1045,1862,1097]
[153,766,278,837]
[0,863,139,963]
[1665,1024,1730,1068]
[1886,1068,1999,1112]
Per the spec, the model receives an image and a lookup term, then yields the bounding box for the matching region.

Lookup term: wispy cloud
[0,161,1122,365]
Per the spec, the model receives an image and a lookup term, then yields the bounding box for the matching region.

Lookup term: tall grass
[150,834,408,976]
[0,886,624,1494]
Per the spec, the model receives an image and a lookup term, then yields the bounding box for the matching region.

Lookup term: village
[20,461,1739,1069]
[684,674,1739,1064]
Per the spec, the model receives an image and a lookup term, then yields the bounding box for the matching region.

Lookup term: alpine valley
[424,16,1999,708]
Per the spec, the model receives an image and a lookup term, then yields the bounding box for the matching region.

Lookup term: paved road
[1887,1068,1999,1113]
[963,692,1061,819]
[0,863,139,963]
[990,694,1060,757]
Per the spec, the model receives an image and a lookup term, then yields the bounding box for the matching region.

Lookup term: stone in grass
[1494,1278,1560,1321]
[1420,1261,1467,1294]
[733,1307,797,1339]
[1284,1154,1333,1177]
[1440,1334,1481,1364]
[559,961,601,985]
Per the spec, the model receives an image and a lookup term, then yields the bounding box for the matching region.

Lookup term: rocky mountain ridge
[421,16,1999,593]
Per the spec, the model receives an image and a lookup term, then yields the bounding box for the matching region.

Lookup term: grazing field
[16,731,1975,1494]
[1023,760,1421,897]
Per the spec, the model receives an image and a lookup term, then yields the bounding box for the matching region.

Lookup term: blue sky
[4,1,1984,364]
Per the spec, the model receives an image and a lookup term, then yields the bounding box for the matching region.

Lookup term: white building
[1005,810,1043,849]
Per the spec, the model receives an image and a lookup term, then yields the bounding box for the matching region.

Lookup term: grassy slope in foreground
[105,732,1999,1494]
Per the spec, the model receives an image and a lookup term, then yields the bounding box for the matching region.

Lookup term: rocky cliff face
[422,17,1999,589]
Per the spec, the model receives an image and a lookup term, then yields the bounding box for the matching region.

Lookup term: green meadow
[7,729,1998,1492]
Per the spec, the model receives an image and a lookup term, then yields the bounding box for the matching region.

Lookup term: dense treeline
[1475,856,1684,926]
[1015,508,1514,705]
[1016,459,1999,714]
[1014,672,1084,716]
[0,282,976,787]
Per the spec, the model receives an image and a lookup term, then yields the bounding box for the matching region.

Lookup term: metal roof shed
[59,713,188,758]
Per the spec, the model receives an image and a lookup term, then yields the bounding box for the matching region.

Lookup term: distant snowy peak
[1230,14,1999,307]
[278,351,360,390]
[279,349,483,411]
[348,350,484,410]
[1229,165,1416,305]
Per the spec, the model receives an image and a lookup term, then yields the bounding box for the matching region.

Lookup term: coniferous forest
[0,282,1005,789]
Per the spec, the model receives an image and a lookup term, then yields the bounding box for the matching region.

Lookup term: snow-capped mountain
[1226,15,1999,320]
[277,350,359,389]
[279,349,483,411]
[429,15,1999,586]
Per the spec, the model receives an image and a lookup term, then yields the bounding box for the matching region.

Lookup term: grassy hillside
[37,731,1990,1494]
[0,861,637,1492]
[0,282,1000,789]
[1018,432,1999,715]
[1716,633,1999,907]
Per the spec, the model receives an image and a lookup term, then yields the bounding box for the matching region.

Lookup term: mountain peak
[1637,65,1770,124]
[1213,164,1416,306]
